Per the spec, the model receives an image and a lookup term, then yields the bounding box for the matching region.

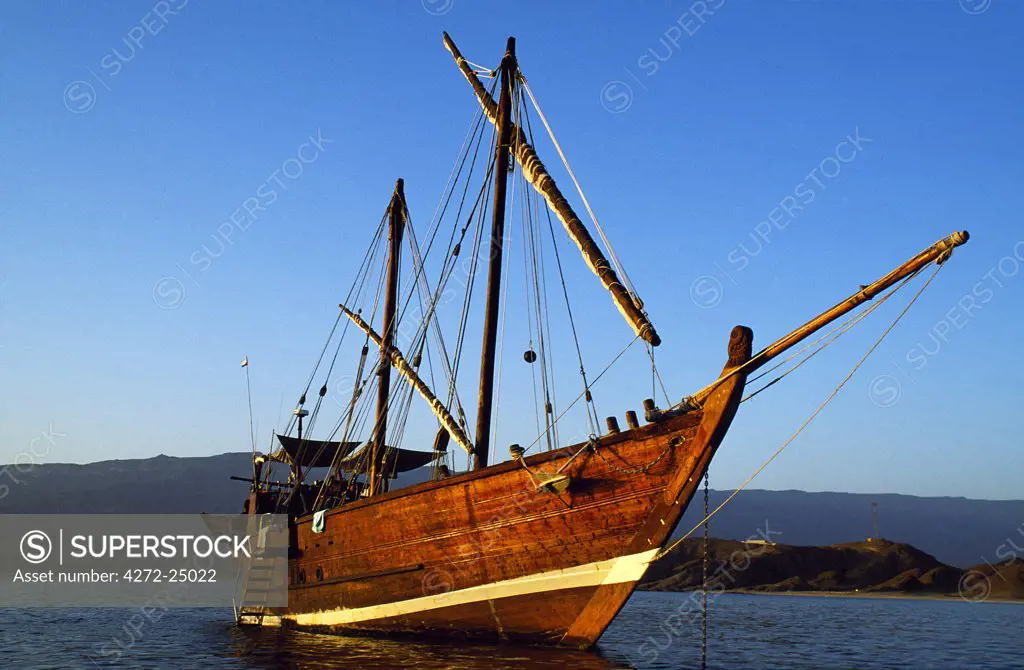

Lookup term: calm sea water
[1,592,1020,669]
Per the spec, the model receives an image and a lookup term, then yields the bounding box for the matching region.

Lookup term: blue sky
[1,1,1021,500]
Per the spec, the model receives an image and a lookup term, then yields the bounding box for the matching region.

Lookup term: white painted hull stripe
[276,548,660,628]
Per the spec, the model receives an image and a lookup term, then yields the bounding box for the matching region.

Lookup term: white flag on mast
[241,356,249,368]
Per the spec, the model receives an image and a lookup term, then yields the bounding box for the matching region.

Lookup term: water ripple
[1,593,1021,669]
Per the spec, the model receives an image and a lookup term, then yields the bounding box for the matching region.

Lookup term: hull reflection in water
[226,624,629,670]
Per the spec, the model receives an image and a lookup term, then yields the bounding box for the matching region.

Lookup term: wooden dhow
[234,34,970,648]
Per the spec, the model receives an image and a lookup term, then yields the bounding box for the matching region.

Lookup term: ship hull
[244,327,752,648]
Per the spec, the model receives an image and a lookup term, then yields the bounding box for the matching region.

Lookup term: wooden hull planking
[244,327,752,648]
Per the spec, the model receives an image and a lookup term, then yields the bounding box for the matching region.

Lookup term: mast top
[443,32,517,68]
[442,31,661,347]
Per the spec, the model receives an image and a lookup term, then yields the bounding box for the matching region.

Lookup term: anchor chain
[701,467,710,670]
[589,436,681,476]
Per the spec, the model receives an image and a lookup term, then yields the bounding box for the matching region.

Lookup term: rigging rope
[674,265,922,418]
[741,270,920,403]
[520,77,640,301]
[519,86,597,439]
[291,60,664,494]
[283,210,389,437]
[542,194,599,434]
[310,73,503,495]
[320,77,501,489]
[645,344,672,407]
[295,232,392,485]
[520,334,640,455]
[658,261,945,560]
[525,169,557,451]
[521,178,545,450]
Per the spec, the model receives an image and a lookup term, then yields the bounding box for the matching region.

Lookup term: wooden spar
[748,230,969,372]
[339,305,475,457]
[473,36,516,471]
[691,230,970,405]
[442,32,661,347]
[370,179,405,496]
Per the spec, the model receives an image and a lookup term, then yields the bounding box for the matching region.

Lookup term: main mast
[369,179,406,494]
[473,37,517,470]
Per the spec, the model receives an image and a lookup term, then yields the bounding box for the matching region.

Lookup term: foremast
[369,179,406,495]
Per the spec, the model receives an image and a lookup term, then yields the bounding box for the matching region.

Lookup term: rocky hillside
[962,558,1024,601]
[641,538,1023,600]
[672,488,1024,568]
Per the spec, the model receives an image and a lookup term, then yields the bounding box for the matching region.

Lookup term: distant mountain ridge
[0,452,253,514]
[673,488,1024,568]
[2,452,1021,568]
[640,538,1024,600]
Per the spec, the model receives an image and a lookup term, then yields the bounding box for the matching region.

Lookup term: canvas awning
[335,446,438,476]
[270,434,361,469]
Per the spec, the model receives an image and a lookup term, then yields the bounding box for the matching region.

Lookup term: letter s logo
[20,530,52,564]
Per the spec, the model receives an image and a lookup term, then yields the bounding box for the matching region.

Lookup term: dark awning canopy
[336,447,438,476]
[271,434,361,469]
[271,435,437,474]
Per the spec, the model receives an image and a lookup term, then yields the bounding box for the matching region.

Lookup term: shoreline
[641,588,1022,604]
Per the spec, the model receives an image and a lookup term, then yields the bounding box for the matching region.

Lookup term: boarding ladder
[234,514,285,626]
